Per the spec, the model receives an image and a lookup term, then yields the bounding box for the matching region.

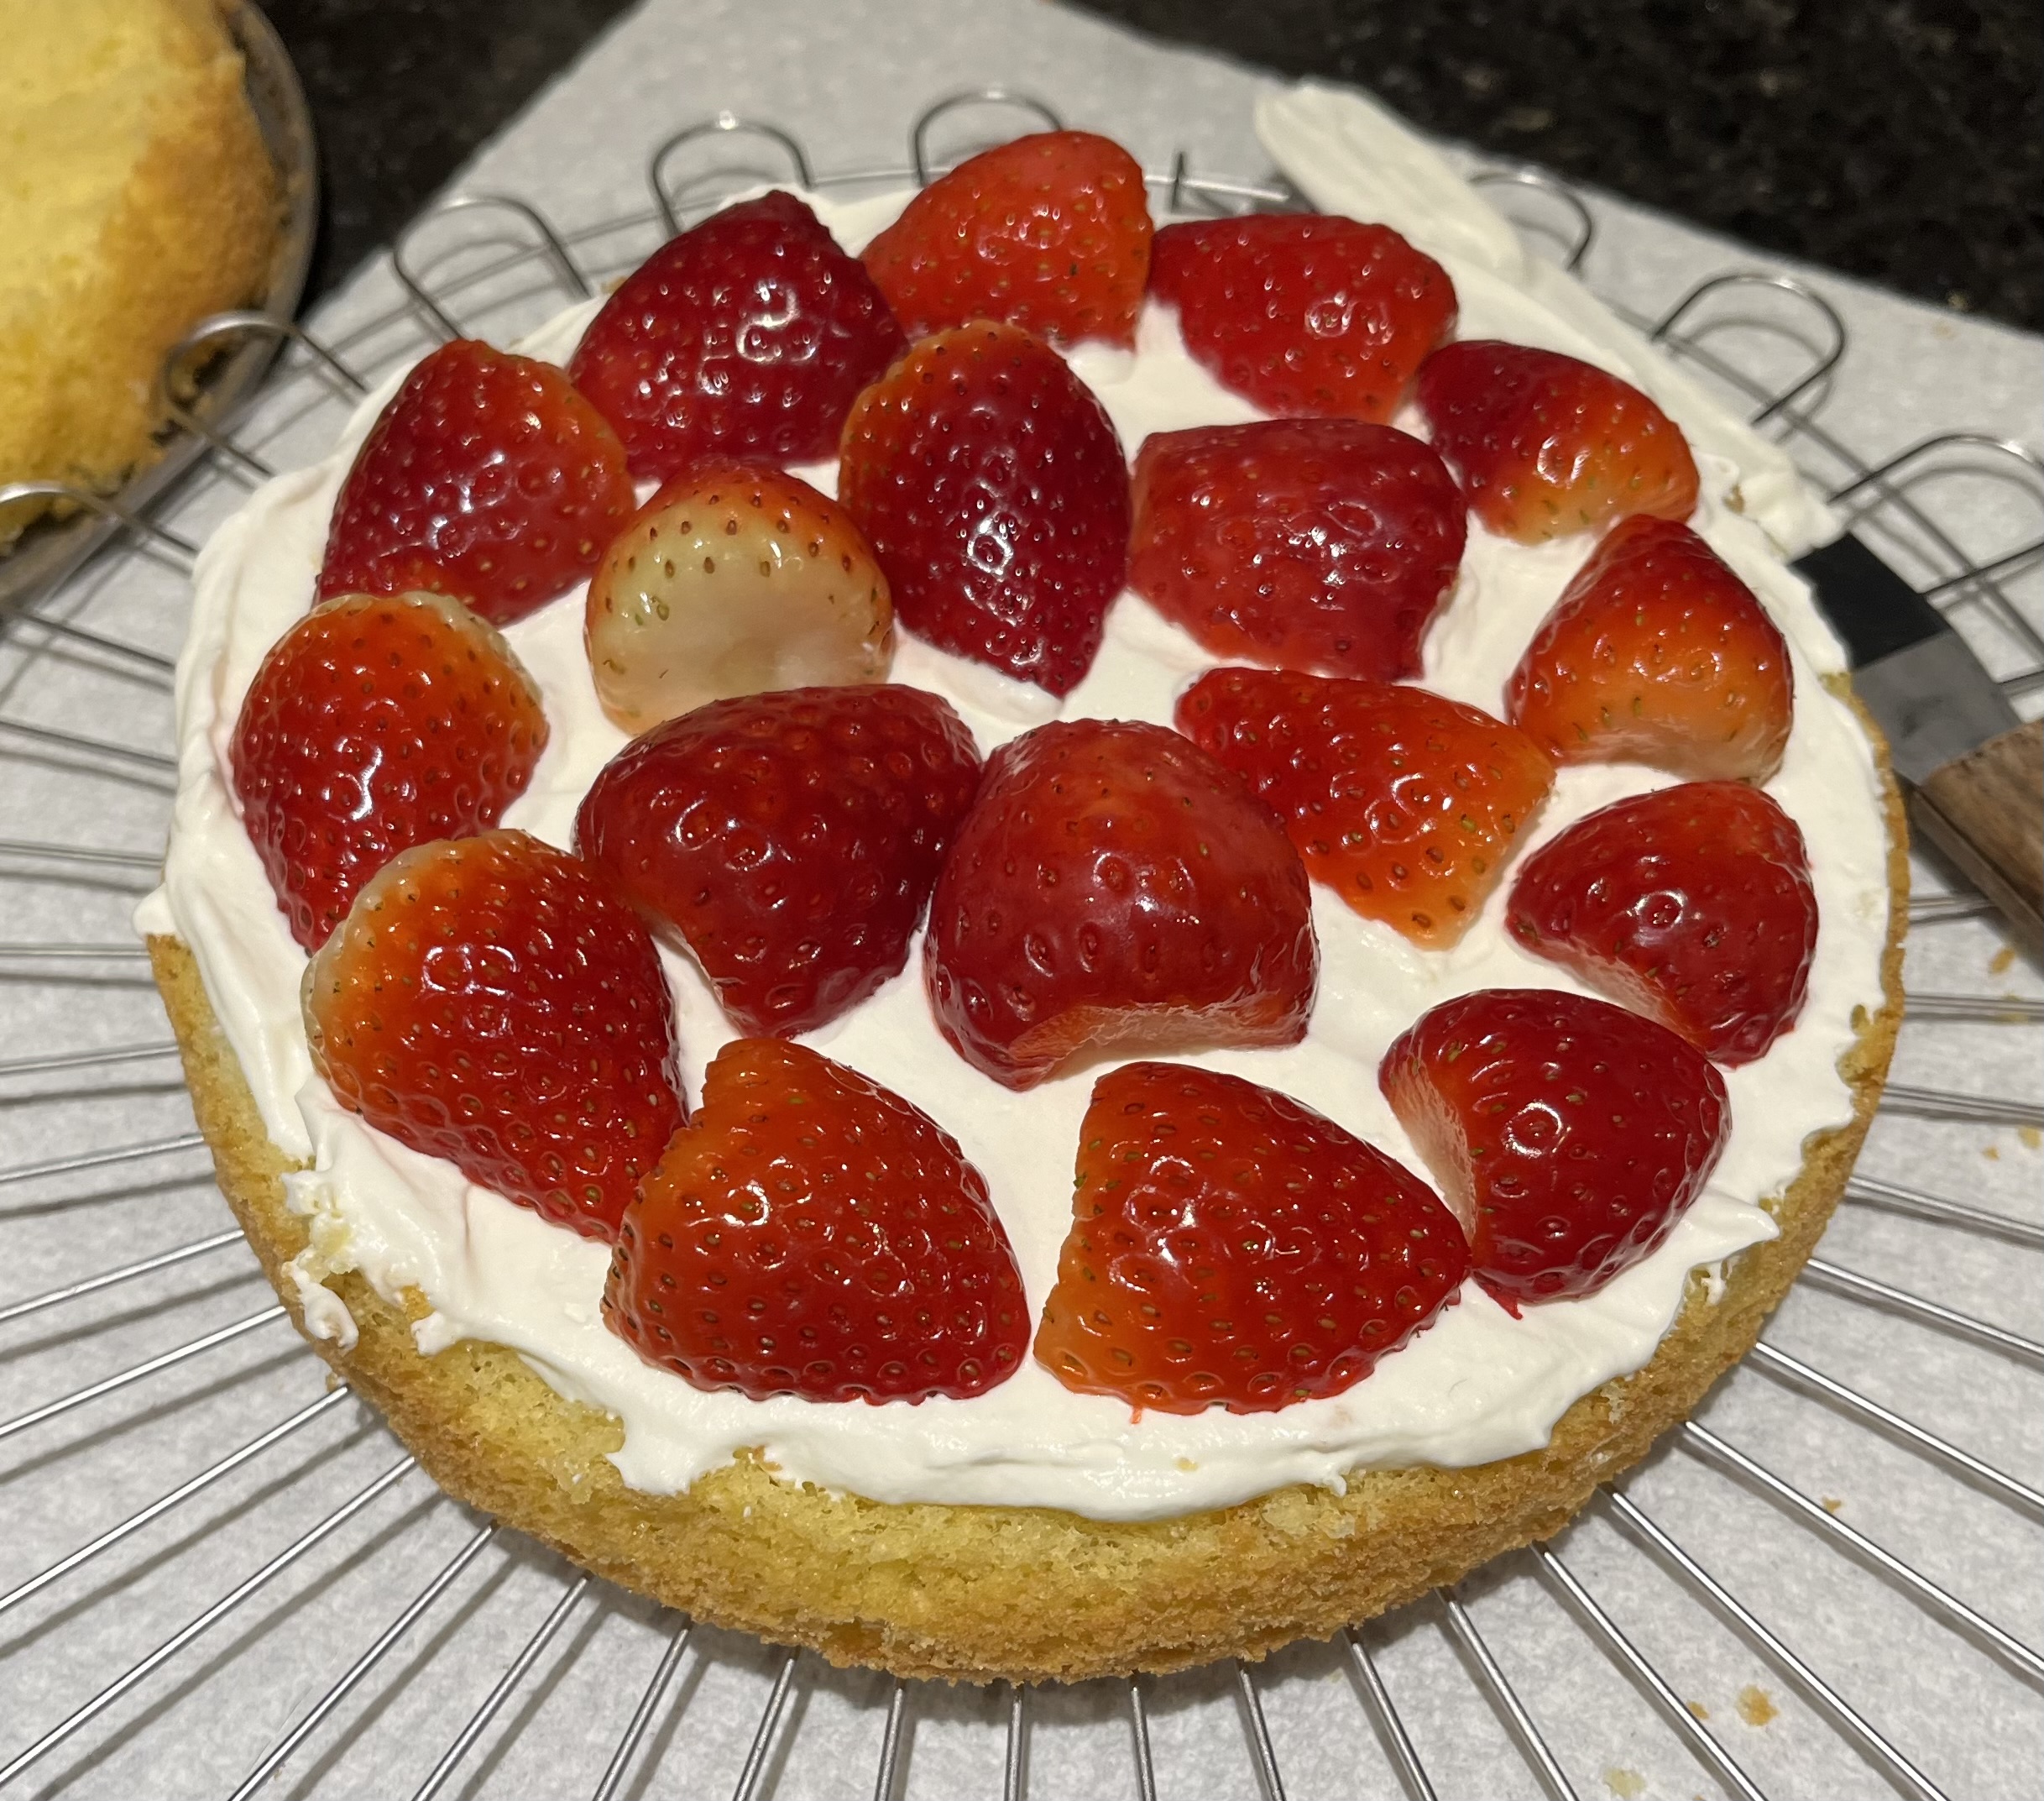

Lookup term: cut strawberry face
[567,190,907,482]
[303,831,685,1242]
[230,591,549,952]
[1035,1062,1469,1414]
[1508,781,1818,1065]
[576,684,983,1038]
[1380,988,1729,1307]
[583,464,893,735]
[1506,516,1795,781]
[923,719,1317,1089]
[1129,419,1466,681]
[862,129,1153,348]
[316,339,635,626]
[1414,339,1700,543]
[605,1038,1028,1404]
[1177,668,1554,948]
[838,322,1130,696]
[1148,214,1456,423]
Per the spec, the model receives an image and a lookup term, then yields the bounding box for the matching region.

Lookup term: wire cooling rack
[2,92,2040,1801]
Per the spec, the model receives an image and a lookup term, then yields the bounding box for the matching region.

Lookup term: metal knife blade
[1792,531,2041,951]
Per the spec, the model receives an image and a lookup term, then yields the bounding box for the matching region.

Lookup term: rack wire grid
[2,91,2040,1801]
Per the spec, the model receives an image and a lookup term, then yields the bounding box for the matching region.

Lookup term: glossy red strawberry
[568,190,907,482]
[1508,782,1817,1065]
[1414,339,1699,542]
[605,1038,1027,1403]
[1129,420,1466,680]
[1380,988,1729,1306]
[838,322,1129,695]
[303,831,685,1241]
[576,684,982,1037]
[1035,1062,1469,1414]
[862,129,1153,347]
[1178,668,1553,947]
[924,719,1316,1088]
[1506,516,1794,781]
[230,591,549,951]
[584,464,893,734]
[316,338,635,625]
[1148,214,1455,423]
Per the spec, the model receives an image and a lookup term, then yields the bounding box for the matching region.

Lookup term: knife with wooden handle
[1792,532,2043,952]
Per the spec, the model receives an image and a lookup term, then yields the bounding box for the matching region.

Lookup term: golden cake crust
[0,0,281,546]
[148,678,1906,1684]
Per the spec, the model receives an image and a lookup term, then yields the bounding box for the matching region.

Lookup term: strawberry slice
[861,129,1153,348]
[1380,988,1729,1307]
[230,591,549,951]
[1508,782,1818,1065]
[1414,339,1699,542]
[1506,516,1795,781]
[583,464,894,734]
[568,191,907,482]
[1035,1062,1469,1414]
[924,719,1316,1088]
[1177,668,1554,948]
[1129,419,1466,680]
[1148,214,1456,423]
[576,684,983,1037]
[304,831,685,1241]
[605,1038,1028,1403]
[316,339,635,626]
[838,322,1129,695]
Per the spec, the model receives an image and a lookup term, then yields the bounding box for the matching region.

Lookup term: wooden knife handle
[1911,717,2043,955]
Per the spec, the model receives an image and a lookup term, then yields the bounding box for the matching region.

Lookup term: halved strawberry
[316,339,635,626]
[230,591,549,951]
[1129,419,1466,680]
[838,322,1130,695]
[576,684,983,1037]
[862,129,1153,347]
[303,831,685,1241]
[583,464,893,734]
[1035,1062,1468,1414]
[1177,668,1554,948]
[923,718,1317,1089]
[1380,988,1729,1307]
[1508,782,1818,1065]
[1505,516,1794,781]
[1148,213,1456,423]
[1414,340,1699,542]
[605,1038,1028,1403]
[568,190,907,482]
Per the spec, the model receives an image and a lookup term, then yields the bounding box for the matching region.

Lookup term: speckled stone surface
[264,0,2041,328]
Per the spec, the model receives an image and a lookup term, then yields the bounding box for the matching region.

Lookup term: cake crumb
[1984,1145,2001,1161]
[2020,1127,2041,1151]
[1175,1457,1200,1472]
[1988,946,2015,975]
[1602,1767,1647,1799]
[1736,1684,1778,1726]
[1686,1699,1710,1720]
[1821,1495,1845,1514]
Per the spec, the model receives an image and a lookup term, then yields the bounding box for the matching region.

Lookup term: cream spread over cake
[139,98,1891,1522]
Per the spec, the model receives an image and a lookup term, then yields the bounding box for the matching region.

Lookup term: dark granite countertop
[264,0,2041,331]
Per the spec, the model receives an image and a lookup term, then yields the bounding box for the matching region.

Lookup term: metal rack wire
[1,92,2039,1800]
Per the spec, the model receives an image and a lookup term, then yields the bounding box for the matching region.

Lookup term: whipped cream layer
[141,170,1892,1522]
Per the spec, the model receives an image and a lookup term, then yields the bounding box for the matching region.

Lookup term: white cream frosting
[139,140,1891,1521]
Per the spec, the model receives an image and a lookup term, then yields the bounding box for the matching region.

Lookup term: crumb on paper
[1822,1495,1845,1514]
[1984,1144,2001,1161]
[1736,1684,1779,1726]
[1603,1767,1647,1799]
[1989,945,2016,975]
[2020,1127,2041,1152]
[1686,1699,1710,1720]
